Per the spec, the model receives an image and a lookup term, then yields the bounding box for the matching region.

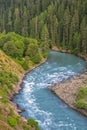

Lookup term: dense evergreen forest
[0,0,87,54]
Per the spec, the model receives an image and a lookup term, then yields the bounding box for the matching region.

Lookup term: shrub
[76,87,87,100]
[0,34,11,48]
[7,116,19,127]
[3,40,24,58]
[74,87,87,110]
[3,41,17,57]
[1,97,8,104]
[27,119,40,130]
[24,125,31,130]
[40,41,50,58]
[14,58,29,70]
[14,41,25,57]
[22,61,29,70]
[0,85,8,96]
[0,70,18,89]
[26,43,42,64]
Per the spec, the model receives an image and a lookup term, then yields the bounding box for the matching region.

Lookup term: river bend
[13,51,87,130]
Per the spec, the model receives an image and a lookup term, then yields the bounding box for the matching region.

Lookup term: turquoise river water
[13,51,87,130]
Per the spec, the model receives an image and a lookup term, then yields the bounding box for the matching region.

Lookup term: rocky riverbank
[9,59,46,114]
[51,47,87,116]
[50,71,87,117]
[10,48,87,118]
[52,46,87,61]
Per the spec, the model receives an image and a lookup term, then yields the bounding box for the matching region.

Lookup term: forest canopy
[0,0,87,54]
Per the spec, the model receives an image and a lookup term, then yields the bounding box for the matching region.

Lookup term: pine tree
[80,17,87,54]
[14,8,21,34]
[63,7,70,48]
[7,9,12,31]
[41,24,50,57]
[22,7,28,36]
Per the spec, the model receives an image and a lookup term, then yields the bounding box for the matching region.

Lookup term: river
[13,51,87,130]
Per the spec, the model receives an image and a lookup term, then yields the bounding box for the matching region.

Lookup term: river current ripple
[13,51,87,130]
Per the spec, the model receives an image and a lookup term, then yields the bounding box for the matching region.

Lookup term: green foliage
[24,125,31,130]
[1,1,87,129]
[7,116,19,127]
[0,70,18,89]
[0,35,7,48]
[1,97,8,104]
[0,33,24,58]
[40,24,50,57]
[0,0,87,54]
[27,119,40,130]
[3,40,24,58]
[3,41,18,57]
[0,38,41,129]
[76,87,87,100]
[0,85,8,96]
[40,42,50,58]
[0,32,46,70]
[26,43,42,64]
[75,99,87,110]
[14,58,29,70]
[74,87,87,110]
[24,118,40,130]
[14,41,25,57]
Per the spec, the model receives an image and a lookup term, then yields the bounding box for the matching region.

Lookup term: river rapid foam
[13,51,87,130]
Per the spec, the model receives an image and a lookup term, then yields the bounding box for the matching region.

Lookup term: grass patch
[74,87,87,110]
[7,116,19,127]
[0,49,40,129]
[24,119,40,130]
[1,97,8,104]
[0,70,19,89]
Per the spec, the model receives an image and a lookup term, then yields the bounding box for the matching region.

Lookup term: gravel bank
[50,72,87,116]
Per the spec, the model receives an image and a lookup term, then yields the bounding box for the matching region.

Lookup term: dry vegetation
[0,50,24,76]
[0,50,39,130]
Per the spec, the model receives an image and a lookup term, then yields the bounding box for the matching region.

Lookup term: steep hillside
[0,50,40,130]
[0,50,24,76]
